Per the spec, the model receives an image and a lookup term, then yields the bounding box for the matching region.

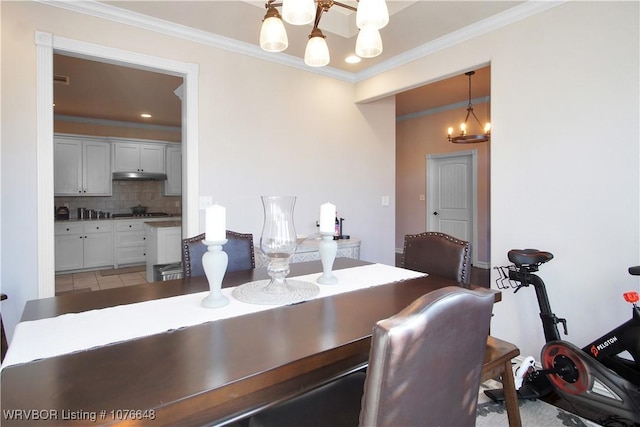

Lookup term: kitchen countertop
[55,215,182,222]
[144,220,182,228]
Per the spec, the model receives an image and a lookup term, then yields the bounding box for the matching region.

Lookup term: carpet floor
[477,380,602,427]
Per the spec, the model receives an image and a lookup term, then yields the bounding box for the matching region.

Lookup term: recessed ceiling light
[140,113,152,118]
[345,55,361,64]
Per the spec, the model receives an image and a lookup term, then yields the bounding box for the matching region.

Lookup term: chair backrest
[182,231,255,278]
[403,231,472,285]
[359,286,494,427]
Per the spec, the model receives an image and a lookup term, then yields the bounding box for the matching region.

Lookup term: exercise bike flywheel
[542,341,591,395]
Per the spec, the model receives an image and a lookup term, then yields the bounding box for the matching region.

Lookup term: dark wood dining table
[1,258,500,426]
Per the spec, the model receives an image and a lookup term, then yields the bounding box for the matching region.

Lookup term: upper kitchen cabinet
[164,144,182,196]
[54,136,112,196]
[113,141,165,174]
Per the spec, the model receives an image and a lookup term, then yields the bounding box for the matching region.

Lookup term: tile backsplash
[55,180,181,219]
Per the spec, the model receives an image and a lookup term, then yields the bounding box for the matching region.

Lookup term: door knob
[433,211,439,215]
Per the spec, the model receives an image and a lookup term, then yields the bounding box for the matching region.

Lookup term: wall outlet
[199,196,213,210]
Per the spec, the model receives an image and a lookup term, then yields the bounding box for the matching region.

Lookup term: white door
[139,144,166,173]
[427,152,474,243]
[54,234,84,271]
[54,138,83,195]
[164,145,182,195]
[113,142,142,172]
[83,140,112,195]
[83,233,114,268]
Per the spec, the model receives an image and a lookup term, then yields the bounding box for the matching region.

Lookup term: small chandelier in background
[447,71,491,144]
[259,0,389,68]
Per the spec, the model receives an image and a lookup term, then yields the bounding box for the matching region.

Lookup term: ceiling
[53,1,506,128]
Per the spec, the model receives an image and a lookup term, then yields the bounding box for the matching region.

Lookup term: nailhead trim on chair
[402,232,471,284]
[182,231,255,278]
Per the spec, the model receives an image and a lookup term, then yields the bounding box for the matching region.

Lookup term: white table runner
[2,264,426,369]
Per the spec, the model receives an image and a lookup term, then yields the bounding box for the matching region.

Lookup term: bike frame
[510,263,640,386]
[509,267,565,342]
[583,305,640,385]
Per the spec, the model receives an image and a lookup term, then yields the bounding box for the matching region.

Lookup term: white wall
[358,1,640,359]
[0,2,395,340]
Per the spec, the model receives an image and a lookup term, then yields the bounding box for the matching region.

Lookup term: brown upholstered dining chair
[249,286,494,427]
[403,231,472,285]
[182,231,255,278]
[1,293,7,362]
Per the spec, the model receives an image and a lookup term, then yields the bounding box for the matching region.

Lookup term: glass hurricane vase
[260,195,298,294]
[232,195,319,305]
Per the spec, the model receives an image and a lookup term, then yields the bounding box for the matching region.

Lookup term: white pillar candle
[319,202,336,234]
[205,204,226,242]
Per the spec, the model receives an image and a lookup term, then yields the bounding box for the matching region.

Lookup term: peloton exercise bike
[490,249,640,425]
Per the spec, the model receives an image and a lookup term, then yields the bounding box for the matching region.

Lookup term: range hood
[112,172,167,181]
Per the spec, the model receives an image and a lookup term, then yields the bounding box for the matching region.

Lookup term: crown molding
[396,96,491,123]
[39,0,565,83]
[355,1,567,81]
[54,114,182,133]
[37,0,356,83]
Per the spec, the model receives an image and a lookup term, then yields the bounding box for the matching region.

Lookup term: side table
[255,237,361,267]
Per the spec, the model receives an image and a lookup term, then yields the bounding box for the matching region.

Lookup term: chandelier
[447,71,491,144]
[259,0,389,67]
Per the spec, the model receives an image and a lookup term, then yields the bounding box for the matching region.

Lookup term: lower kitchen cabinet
[114,220,147,267]
[114,218,175,268]
[55,221,113,272]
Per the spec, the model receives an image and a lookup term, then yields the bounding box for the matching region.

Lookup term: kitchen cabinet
[114,217,173,268]
[54,136,112,196]
[113,141,165,174]
[145,221,182,282]
[55,221,113,272]
[164,144,182,196]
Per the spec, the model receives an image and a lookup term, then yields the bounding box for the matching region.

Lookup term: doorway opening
[395,66,491,270]
[36,31,199,298]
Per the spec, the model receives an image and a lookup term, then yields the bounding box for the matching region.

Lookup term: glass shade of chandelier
[259,0,389,67]
[447,71,491,144]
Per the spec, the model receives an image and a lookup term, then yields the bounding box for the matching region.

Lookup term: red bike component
[542,342,590,395]
[623,291,639,304]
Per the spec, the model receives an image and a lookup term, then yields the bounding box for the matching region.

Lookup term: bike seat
[508,249,554,267]
[629,266,640,276]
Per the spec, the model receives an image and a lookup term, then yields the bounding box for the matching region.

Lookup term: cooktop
[112,212,172,218]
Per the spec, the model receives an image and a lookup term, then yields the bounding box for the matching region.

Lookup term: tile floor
[55,268,150,294]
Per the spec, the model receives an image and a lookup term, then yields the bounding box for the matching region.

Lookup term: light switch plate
[381,196,390,207]
[199,196,213,210]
